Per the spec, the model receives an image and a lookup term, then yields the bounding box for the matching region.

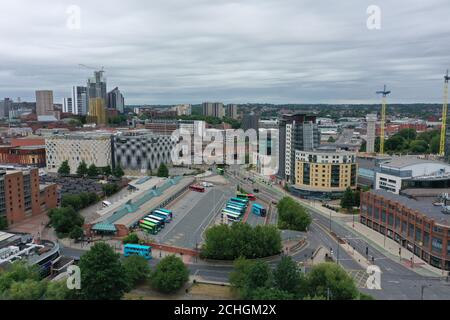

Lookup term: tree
[113,165,124,178]
[157,163,169,178]
[327,136,336,143]
[273,256,305,296]
[123,255,151,290]
[102,165,112,176]
[44,280,72,300]
[340,187,355,212]
[305,263,359,300]
[150,255,189,294]
[7,279,46,300]
[0,216,7,230]
[69,225,84,240]
[102,183,119,196]
[87,164,99,177]
[122,232,140,244]
[58,160,71,175]
[277,197,312,231]
[48,206,84,238]
[78,242,128,300]
[76,160,88,176]
[430,135,440,154]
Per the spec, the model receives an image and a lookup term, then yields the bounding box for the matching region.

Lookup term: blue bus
[252,203,267,217]
[124,244,152,259]
[148,214,165,228]
[222,208,242,216]
[152,209,172,222]
[226,204,245,213]
[227,200,245,208]
[230,197,248,205]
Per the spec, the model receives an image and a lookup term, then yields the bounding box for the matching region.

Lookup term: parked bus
[124,244,152,260]
[230,197,248,205]
[139,220,158,234]
[222,208,242,216]
[153,209,173,222]
[148,214,165,228]
[143,217,163,231]
[226,204,245,213]
[252,203,267,217]
[236,192,256,201]
[158,208,173,216]
[221,211,241,222]
[227,201,246,209]
[189,185,205,192]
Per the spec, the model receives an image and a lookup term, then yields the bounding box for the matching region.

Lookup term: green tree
[327,136,336,143]
[7,279,46,300]
[122,232,140,244]
[157,163,169,178]
[78,242,128,300]
[69,225,84,240]
[102,183,119,196]
[76,160,88,176]
[273,256,305,296]
[340,187,355,212]
[277,197,311,231]
[150,255,189,294]
[87,164,99,177]
[102,165,112,176]
[113,165,124,178]
[123,255,151,290]
[409,139,428,153]
[44,280,71,300]
[0,261,40,295]
[48,207,84,238]
[305,263,359,300]
[430,135,440,154]
[58,160,71,175]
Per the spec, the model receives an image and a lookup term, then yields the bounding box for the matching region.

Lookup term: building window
[431,237,443,254]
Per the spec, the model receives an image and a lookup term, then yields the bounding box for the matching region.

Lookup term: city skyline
[1,0,450,105]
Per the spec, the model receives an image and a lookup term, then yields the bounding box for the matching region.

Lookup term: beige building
[45,132,112,173]
[294,149,357,198]
[35,90,54,116]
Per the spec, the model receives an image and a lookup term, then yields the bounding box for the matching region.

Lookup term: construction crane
[439,70,450,157]
[376,85,391,155]
[78,64,105,74]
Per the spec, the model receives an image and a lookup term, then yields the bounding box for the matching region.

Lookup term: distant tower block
[366,114,377,153]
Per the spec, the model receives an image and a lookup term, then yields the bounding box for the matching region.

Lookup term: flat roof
[370,189,450,227]
[379,157,448,169]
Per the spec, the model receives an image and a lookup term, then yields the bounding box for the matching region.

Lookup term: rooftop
[379,157,447,169]
[370,189,450,227]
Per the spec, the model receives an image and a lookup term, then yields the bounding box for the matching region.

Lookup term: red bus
[236,192,256,201]
[189,185,205,192]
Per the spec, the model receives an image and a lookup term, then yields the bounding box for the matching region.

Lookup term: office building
[293,149,357,199]
[242,112,260,131]
[72,86,88,115]
[360,189,450,271]
[35,90,55,117]
[226,104,238,119]
[366,114,377,153]
[374,157,450,194]
[45,132,113,173]
[62,97,73,114]
[0,167,57,226]
[113,130,177,172]
[107,87,125,113]
[0,98,13,118]
[87,71,107,103]
[278,113,320,183]
[88,97,108,125]
[202,102,224,118]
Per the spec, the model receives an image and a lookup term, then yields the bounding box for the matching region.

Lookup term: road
[59,167,450,299]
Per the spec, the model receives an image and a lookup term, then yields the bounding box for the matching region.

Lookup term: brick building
[360,189,450,271]
[0,168,57,226]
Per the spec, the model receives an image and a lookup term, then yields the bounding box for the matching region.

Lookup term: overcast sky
[0,0,449,105]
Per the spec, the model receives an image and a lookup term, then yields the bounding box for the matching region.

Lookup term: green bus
[139,219,158,234]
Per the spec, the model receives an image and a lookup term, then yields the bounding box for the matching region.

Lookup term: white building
[62,97,73,114]
[375,157,450,194]
[45,132,113,173]
[174,104,191,116]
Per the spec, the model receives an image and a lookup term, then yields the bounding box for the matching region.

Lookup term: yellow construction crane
[439,70,450,156]
[376,85,391,155]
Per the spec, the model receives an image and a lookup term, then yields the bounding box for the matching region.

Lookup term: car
[253,188,259,193]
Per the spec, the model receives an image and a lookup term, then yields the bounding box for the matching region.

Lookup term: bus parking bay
[145,185,235,249]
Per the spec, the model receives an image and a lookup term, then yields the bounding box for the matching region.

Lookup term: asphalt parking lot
[153,185,235,249]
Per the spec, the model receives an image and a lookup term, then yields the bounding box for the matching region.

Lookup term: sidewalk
[348,221,443,277]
